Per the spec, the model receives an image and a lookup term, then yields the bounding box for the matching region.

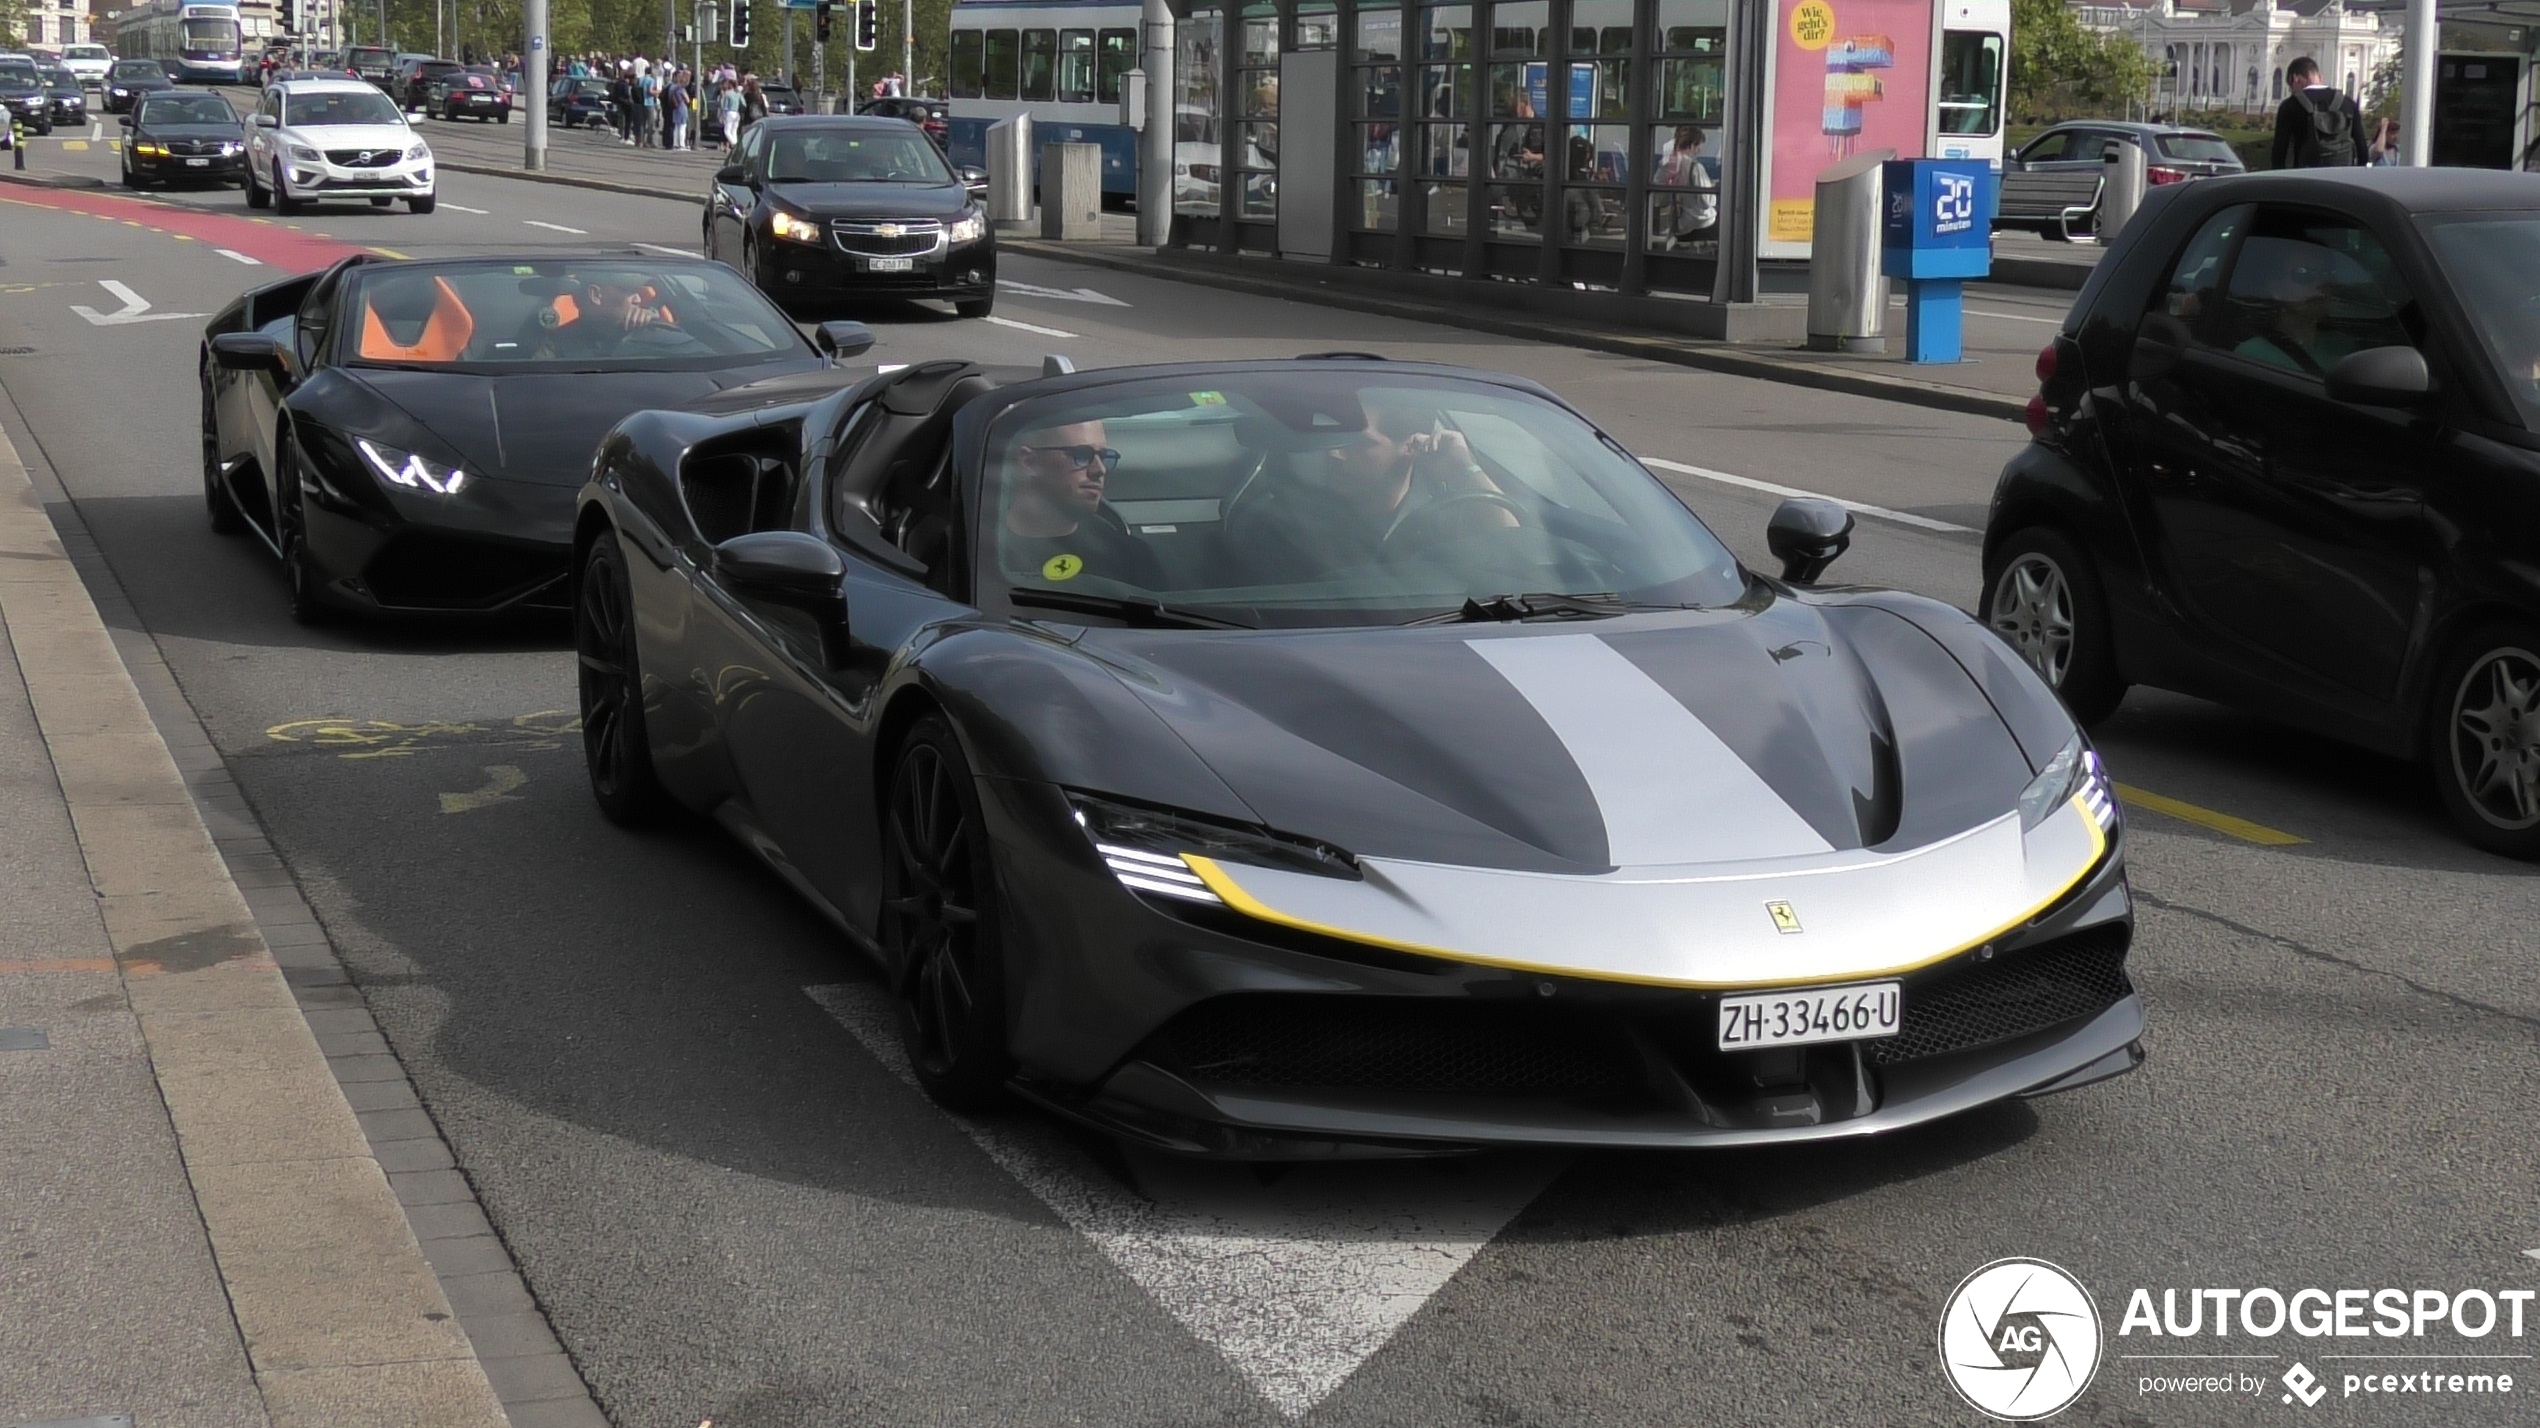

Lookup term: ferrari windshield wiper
[1407,592,1639,625]
[1008,587,1253,630]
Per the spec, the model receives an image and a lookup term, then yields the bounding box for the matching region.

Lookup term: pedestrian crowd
[547,53,916,154]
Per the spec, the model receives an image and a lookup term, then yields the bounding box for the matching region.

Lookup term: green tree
[2009,0,2157,122]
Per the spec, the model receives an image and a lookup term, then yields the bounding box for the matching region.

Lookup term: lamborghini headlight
[355,438,468,496]
[769,208,823,244]
[947,208,986,244]
[1068,792,1358,904]
[2018,732,2118,835]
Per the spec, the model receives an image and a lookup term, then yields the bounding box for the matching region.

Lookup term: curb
[0,167,108,190]
[437,158,675,200]
[0,418,513,1424]
[1990,254,2095,292]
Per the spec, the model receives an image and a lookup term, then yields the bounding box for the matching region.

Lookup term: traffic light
[854,0,876,51]
[729,0,748,47]
[814,0,831,42]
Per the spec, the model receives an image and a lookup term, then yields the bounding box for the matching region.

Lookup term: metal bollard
[1804,149,1895,353]
[985,114,1035,233]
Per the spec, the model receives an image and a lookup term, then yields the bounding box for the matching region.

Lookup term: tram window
[1098,27,1136,104]
[984,29,1020,100]
[1058,29,1096,103]
[952,30,985,99]
[1021,28,1057,102]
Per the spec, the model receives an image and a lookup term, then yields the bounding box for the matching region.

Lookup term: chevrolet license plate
[1717,981,1901,1050]
[868,257,914,272]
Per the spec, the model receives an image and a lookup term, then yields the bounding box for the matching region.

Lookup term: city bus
[1936,0,2009,169]
[112,0,245,83]
[945,0,1140,199]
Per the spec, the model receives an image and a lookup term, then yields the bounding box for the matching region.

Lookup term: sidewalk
[0,419,515,1424]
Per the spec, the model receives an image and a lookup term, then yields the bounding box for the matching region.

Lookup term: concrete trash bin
[1042,142,1102,241]
[1804,148,1896,353]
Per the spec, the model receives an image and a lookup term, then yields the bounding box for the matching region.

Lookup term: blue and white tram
[946,0,1141,199]
[111,0,244,83]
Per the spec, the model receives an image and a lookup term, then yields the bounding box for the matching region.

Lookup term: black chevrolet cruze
[704,115,996,319]
[1988,168,2540,858]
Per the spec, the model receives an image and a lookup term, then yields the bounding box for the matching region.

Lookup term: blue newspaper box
[1880,159,1996,362]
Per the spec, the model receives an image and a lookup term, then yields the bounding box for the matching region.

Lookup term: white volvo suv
[245,78,435,215]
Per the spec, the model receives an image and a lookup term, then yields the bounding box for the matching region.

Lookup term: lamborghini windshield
[976,371,1747,628]
[340,259,807,370]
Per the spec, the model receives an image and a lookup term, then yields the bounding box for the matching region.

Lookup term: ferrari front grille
[1862,925,2131,1066]
[1141,994,1647,1097]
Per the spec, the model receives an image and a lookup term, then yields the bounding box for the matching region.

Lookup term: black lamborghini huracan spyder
[574,356,2142,1158]
[199,253,868,620]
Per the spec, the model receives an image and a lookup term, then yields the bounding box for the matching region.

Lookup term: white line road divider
[997,278,1129,306]
[630,241,700,257]
[523,219,587,234]
[70,279,205,327]
[984,314,1074,339]
[214,248,261,265]
[1639,455,1976,534]
[805,982,1563,1421]
[438,201,489,214]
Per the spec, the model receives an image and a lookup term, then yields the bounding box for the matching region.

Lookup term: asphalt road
[1,133,2535,1428]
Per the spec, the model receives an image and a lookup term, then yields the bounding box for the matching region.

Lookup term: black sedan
[0,55,52,135]
[1991,168,2540,857]
[706,116,995,318]
[430,65,510,122]
[572,356,2140,1156]
[103,58,174,115]
[38,63,88,127]
[199,253,868,621]
[759,82,805,116]
[549,75,611,128]
[121,91,247,187]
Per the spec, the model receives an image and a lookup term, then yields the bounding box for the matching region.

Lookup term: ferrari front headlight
[1069,792,1358,905]
[2018,732,2118,835]
[355,438,468,496]
[769,209,823,244]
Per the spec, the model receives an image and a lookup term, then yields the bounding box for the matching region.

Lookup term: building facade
[17,0,95,47]
[2073,0,2396,116]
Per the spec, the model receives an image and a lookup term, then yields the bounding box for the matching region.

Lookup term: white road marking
[983,314,1074,338]
[87,119,102,141]
[69,279,205,326]
[438,201,489,214]
[1967,308,2063,326]
[806,982,1561,1419]
[1639,455,1976,534]
[630,241,700,257]
[214,248,262,265]
[997,278,1129,306]
[523,219,587,234]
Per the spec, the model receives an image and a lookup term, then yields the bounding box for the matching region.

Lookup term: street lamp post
[524,0,547,169]
[2401,0,2435,164]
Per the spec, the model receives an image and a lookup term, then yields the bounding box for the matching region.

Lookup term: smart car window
[2220,209,2416,379]
[2420,213,2540,430]
[2153,202,2249,337]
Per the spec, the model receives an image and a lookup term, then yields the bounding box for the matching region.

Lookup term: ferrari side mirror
[715,530,845,603]
[814,320,874,360]
[1766,497,1854,584]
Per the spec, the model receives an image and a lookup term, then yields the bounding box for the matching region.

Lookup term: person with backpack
[2271,56,2366,169]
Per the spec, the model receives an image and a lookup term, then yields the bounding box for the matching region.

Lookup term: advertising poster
[1765,0,1934,249]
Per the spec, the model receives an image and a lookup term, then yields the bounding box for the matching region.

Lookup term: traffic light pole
[522,0,547,170]
[900,0,909,96]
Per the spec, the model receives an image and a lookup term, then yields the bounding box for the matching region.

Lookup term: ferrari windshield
[340,260,806,369]
[281,88,402,126]
[976,371,1747,628]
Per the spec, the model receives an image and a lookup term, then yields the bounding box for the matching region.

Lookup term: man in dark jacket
[2271,56,2366,169]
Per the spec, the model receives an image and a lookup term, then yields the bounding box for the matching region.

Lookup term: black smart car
[122,90,247,187]
[1988,168,2540,857]
[705,115,995,318]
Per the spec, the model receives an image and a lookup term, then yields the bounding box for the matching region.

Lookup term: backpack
[2294,88,2357,167]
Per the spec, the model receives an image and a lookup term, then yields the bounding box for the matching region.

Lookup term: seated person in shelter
[1236,397,1521,582]
[997,417,1161,588]
[2231,240,2359,377]
[534,268,675,360]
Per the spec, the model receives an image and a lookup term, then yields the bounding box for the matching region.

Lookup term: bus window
[1058,29,1095,103]
[1937,30,2001,136]
[1021,28,1057,102]
[952,30,984,99]
[1098,27,1135,104]
[985,29,1020,100]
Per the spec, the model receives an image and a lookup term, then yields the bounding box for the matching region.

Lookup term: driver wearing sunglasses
[999,417,1161,588]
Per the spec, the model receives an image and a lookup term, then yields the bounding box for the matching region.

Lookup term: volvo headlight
[355,438,468,496]
[405,141,428,161]
[2018,732,2119,835]
[286,143,321,162]
[1069,792,1357,905]
[947,208,986,244]
[768,209,823,244]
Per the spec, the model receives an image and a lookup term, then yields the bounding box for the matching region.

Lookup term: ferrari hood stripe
[1468,634,1835,867]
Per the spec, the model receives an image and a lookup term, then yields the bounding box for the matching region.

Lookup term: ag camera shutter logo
[1940,1258,2104,1420]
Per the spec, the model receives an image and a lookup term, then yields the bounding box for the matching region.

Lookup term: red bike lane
[0,182,374,273]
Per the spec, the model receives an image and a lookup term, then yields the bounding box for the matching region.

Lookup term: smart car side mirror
[2324,345,2432,408]
[209,330,289,376]
[814,320,874,360]
[1766,497,1854,584]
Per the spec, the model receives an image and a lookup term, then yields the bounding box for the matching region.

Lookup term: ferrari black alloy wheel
[201,368,241,534]
[275,433,327,624]
[575,531,664,825]
[881,716,1010,1111]
[1987,526,2125,725]
[2432,627,2540,859]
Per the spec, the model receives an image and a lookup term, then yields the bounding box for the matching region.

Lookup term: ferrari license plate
[1717,981,1901,1050]
[868,257,915,272]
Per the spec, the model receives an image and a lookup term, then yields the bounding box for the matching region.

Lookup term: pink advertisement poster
[1767,0,1934,246]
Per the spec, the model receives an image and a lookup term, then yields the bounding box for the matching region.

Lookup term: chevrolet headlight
[355,439,468,496]
[406,141,428,161]
[1069,792,1357,905]
[768,209,823,244]
[287,144,321,162]
[2018,732,2119,835]
[947,209,986,244]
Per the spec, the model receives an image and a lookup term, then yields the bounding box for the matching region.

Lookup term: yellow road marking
[60,139,88,150]
[370,246,410,259]
[440,764,527,814]
[2114,783,2307,846]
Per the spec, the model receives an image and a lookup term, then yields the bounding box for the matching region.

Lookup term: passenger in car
[2229,239,2357,377]
[1234,398,1521,582]
[535,271,673,359]
[997,417,1162,588]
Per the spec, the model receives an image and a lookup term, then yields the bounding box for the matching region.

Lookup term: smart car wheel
[1986,526,2125,725]
[2429,629,2540,859]
[200,364,241,535]
[882,715,1011,1111]
[575,530,666,825]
